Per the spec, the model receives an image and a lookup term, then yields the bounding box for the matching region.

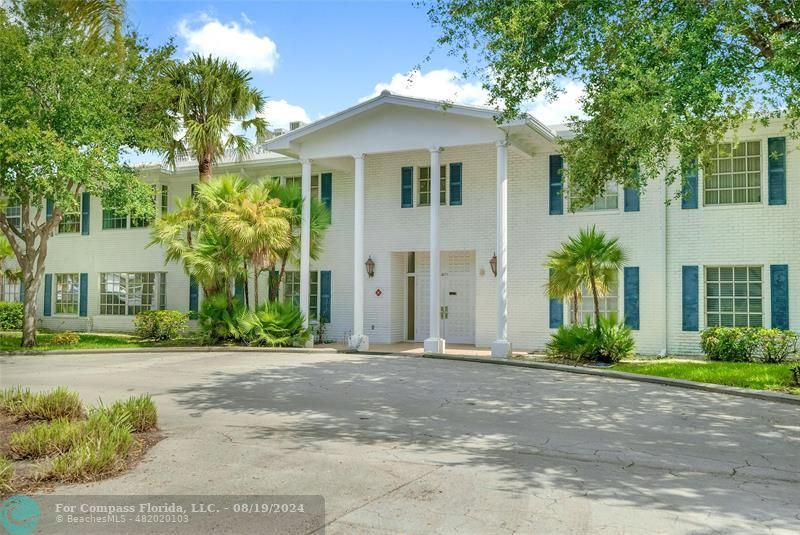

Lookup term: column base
[491,340,512,358]
[348,334,370,352]
[304,338,314,349]
[424,337,446,354]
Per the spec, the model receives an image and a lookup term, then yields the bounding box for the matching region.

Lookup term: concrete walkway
[2,351,799,534]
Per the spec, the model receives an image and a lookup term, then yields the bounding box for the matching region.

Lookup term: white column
[424,147,446,354]
[491,140,512,358]
[349,154,369,351]
[300,158,313,347]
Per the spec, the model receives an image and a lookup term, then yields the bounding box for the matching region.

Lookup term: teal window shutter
[43,273,52,317]
[682,266,699,330]
[401,167,413,208]
[81,192,90,235]
[768,137,786,205]
[449,163,462,206]
[79,273,88,317]
[549,155,563,215]
[189,276,199,315]
[320,270,331,323]
[770,264,789,329]
[46,198,54,220]
[681,160,698,209]
[623,267,640,329]
[234,278,245,303]
[321,172,332,220]
[624,188,640,212]
[18,278,25,303]
[548,269,564,327]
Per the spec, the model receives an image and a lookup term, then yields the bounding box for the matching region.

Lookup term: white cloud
[260,100,311,130]
[177,15,279,73]
[361,69,491,107]
[524,80,586,125]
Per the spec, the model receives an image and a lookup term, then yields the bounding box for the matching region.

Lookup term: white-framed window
[0,276,22,303]
[284,271,319,321]
[573,279,619,324]
[574,182,619,212]
[4,205,21,230]
[99,272,165,315]
[285,175,320,200]
[705,266,763,327]
[102,185,157,229]
[418,165,446,206]
[54,273,80,315]
[704,141,761,205]
[58,196,81,234]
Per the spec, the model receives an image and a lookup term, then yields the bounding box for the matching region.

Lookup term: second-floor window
[418,165,446,206]
[58,197,81,234]
[574,182,619,212]
[705,141,761,205]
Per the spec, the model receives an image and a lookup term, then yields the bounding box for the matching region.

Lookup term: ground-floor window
[284,271,319,321]
[55,273,80,315]
[0,276,21,303]
[705,266,763,327]
[99,272,166,315]
[574,280,619,324]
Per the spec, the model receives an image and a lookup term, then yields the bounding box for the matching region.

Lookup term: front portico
[267,91,555,355]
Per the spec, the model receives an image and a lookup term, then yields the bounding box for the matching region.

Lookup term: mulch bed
[0,413,163,497]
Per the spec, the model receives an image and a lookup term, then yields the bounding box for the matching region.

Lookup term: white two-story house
[4,91,796,355]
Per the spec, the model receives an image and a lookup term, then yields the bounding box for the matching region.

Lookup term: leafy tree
[267,182,331,302]
[0,236,20,283]
[544,226,627,326]
[0,0,175,346]
[218,180,291,308]
[162,54,268,182]
[424,0,800,205]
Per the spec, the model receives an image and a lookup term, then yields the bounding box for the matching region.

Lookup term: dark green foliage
[0,302,23,330]
[701,327,798,363]
[546,316,634,363]
[133,310,188,341]
[199,293,310,347]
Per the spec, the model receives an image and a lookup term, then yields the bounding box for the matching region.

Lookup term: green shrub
[133,310,188,341]
[199,294,310,347]
[700,327,797,363]
[9,418,83,458]
[100,395,158,432]
[18,387,83,420]
[52,331,80,346]
[243,300,311,347]
[0,456,14,493]
[546,316,634,363]
[48,410,133,481]
[0,301,23,330]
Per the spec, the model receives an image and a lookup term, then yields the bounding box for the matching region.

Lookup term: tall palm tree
[545,226,627,326]
[162,54,267,182]
[267,181,331,302]
[218,179,291,308]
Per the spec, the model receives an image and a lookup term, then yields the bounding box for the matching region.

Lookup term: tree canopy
[425,0,800,204]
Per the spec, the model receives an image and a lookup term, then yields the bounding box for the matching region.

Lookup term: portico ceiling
[266,91,559,161]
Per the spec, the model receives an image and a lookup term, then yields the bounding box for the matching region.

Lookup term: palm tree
[267,181,331,302]
[218,179,292,308]
[162,54,267,182]
[545,226,627,326]
[149,176,251,310]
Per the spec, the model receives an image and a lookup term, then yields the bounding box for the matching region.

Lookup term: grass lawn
[0,331,203,352]
[612,361,800,395]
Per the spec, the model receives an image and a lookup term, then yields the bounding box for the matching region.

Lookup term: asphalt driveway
[2,350,798,534]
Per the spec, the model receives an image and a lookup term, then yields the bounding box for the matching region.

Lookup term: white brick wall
[36,120,796,356]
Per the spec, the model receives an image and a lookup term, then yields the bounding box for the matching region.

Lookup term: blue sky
[127,0,582,131]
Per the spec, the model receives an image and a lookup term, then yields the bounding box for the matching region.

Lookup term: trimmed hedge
[0,301,23,330]
[133,310,188,341]
[700,327,798,363]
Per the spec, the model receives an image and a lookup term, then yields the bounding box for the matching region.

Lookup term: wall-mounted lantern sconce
[365,256,375,278]
[489,253,497,277]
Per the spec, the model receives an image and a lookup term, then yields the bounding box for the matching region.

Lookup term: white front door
[413,251,475,344]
